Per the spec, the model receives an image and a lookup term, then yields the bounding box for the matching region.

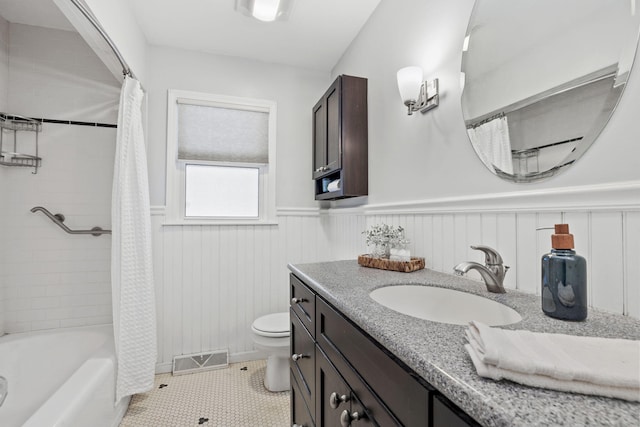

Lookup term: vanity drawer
[291,274,316,336]
[291,308,316,415]
[316,296,430,426]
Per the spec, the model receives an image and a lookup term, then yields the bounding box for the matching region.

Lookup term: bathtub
[0,324,130,427]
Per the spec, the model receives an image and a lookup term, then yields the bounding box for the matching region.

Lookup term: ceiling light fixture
[235,0,295,22]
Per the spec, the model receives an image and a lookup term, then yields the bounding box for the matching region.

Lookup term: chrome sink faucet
[454,245,509,293]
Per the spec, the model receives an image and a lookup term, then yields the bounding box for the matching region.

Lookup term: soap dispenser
[541,224,587,321]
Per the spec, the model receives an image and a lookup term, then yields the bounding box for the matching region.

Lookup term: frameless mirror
[461,0,640,182]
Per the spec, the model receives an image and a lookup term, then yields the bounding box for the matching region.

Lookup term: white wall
[318,0,640,317]
[145,45,330,368]
[1,23,120,333]
[82,0,148,84]
[146,45,330,207]
[331,0,640,205]
[146,0,640,370]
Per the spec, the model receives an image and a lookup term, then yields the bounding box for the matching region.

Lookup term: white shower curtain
[467,116,514,174]
[111,76,156,403]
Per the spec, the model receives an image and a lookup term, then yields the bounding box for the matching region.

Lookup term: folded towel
[327,179,341,192]
[465,321,640,402]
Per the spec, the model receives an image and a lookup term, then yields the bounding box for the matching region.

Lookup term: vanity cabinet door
[316,347,375,427]
[316,297,429,426]
[433,395,480,427]
[316,346,351,427]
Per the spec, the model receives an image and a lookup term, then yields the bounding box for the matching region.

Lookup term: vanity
[288,260,640,427]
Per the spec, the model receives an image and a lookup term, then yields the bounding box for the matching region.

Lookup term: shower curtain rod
[69,0,134,79]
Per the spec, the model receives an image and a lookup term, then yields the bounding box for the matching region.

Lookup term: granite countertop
[288,260,640,427]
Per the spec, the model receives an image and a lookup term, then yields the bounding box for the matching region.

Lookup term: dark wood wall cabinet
[289,273,480,427]
[312,75,368,201]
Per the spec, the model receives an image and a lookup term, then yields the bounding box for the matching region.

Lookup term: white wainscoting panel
[151,208,331,371]
[324,208,639,320]
[150,184,639,371]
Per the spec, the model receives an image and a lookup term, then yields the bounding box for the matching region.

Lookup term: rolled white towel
[465,321,640,402]
[327,179,341,192]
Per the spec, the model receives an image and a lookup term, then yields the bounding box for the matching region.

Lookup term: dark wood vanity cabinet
[290,273,479,427]
[312,75,368,201]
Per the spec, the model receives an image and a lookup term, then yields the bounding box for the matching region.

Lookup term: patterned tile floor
[120,360,290,427]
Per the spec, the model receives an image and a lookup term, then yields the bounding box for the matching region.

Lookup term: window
[166,90,277,224]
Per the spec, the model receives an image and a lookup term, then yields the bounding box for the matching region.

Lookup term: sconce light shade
[396,65,440,115]
[397,66,423,104]
[235,0,295,22]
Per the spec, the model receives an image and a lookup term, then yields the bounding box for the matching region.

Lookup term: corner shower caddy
[0,113,42,174]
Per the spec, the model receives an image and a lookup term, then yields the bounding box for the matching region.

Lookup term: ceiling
[0,0,382,72]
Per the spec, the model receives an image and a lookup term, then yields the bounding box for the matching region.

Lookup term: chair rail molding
[324,181,640,216]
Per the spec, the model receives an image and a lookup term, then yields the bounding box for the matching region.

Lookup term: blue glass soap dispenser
[541,224,587,321]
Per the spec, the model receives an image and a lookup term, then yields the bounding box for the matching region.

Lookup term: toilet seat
[251,312,290,338]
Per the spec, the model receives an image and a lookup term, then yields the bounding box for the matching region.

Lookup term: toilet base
[263,354,289,392]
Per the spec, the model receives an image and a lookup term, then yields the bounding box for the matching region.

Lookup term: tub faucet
[454,245,509,293]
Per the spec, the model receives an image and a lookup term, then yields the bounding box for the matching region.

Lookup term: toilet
[251,312,290,392]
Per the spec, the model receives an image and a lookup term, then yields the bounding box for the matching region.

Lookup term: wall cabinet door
[313,77,341,180]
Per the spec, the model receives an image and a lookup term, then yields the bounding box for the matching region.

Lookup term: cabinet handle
[291,353,307,362]
[329,392,350,409]
[291,297,306,305]
[340,410,366,427]
[292,424,306,427]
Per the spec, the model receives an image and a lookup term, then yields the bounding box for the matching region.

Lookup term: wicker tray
[357,254,425,273]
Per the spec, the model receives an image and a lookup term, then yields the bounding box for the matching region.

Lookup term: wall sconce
[396,66,439,115]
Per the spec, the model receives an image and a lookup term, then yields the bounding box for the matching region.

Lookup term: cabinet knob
[340,410,365,427]
[291,297,306,305]
[291,353,307,362]
[329,392,350,409]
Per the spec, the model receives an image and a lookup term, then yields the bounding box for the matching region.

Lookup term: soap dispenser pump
[541,224,587,321]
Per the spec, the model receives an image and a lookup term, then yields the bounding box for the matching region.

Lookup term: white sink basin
[369,285,522,326]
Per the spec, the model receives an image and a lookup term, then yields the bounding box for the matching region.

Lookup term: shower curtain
[467,116,514,174]
[111,76,156,403]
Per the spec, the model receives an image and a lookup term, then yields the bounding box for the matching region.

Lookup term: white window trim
[165,89,277,225]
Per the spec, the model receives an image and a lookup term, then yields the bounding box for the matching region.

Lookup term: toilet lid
[252,312,290,337]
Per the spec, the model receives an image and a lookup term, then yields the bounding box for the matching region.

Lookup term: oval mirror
[461,0,640,182]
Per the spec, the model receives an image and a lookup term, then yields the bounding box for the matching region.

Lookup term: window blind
[177,102,269,164]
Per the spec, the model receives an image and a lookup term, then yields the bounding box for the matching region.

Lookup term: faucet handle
[470,245,504,265]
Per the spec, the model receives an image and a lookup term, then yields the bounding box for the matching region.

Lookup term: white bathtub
[0,324,130,427]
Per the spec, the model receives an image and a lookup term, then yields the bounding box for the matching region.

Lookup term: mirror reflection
[461,0,640,182]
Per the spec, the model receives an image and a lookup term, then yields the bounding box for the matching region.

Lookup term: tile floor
[120,360,290,427]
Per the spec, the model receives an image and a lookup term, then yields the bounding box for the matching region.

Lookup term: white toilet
[251,312,290,392]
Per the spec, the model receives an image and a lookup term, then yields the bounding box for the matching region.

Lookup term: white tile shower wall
[150,208,331,371]
[2,124,116,333]
[0,23,120,333]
